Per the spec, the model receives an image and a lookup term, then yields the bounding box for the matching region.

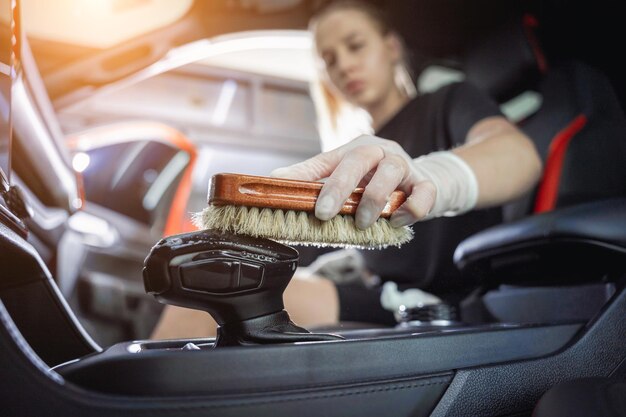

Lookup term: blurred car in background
[59,121,198,342]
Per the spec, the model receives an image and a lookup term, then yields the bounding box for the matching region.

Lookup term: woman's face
[314,8,400,110]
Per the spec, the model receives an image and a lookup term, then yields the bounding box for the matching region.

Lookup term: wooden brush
[192,173,413,249]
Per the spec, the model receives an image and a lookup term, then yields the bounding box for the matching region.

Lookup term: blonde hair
[309,0,416,150]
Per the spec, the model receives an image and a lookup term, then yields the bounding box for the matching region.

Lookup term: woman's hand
[271,134,437,229]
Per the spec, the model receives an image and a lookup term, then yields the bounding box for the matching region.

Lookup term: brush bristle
[192,205,413,249]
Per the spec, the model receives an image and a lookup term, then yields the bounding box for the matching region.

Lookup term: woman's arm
[455,116,542,209]
[272,116,542,228]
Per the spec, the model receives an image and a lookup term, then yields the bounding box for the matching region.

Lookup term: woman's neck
[367,87,410,132]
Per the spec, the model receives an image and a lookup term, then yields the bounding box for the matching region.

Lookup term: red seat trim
[534,114,588,213]
[523,14,548,74]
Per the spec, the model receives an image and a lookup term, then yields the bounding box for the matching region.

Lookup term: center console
[5,199,626,416]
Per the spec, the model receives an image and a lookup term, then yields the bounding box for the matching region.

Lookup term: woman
[272,0,542,325]
[151,0,541,338]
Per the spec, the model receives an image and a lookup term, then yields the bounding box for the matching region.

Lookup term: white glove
[271,135,478,229]
[411,151,479,219]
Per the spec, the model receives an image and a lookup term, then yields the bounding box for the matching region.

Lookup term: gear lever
[143,229,342,347]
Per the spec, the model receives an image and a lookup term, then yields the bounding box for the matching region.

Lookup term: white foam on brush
[192,205,414,249]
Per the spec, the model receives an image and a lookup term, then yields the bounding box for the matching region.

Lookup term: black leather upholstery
[516,62,626,217]
[533,378,626,417]
[0,296,453,417]
[465,14,626,221]
[454,198,626,283]
[0,223,99,366]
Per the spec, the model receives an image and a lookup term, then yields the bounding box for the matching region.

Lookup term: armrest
[454,199,626,285]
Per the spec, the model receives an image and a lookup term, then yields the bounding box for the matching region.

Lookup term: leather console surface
[455,198,626,268]
[1,297,451,417]
[454,199,626,284]
[56,322,580,396]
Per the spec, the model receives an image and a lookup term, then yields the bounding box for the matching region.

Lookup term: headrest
[464,15,546,103]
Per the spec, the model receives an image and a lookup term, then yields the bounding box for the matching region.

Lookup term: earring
[395,64,417,98]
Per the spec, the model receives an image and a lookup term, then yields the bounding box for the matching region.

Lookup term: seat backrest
[502,61,626,220]
[464,14,545,104]
[526,62,626,214]
[465,15,626,221]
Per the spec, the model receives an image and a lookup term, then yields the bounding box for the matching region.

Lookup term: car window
[58,64,320,152]
[80,140,187,226]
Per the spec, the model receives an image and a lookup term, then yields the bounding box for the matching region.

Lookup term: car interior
[1,0,626,416]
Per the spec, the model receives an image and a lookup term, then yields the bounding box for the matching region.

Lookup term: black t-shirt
[337,82,504,324]
[377,81,503,151]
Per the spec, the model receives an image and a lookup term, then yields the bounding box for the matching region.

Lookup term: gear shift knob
[143,230,342,346]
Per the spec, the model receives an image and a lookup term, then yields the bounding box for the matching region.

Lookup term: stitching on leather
[202,372,453,395]
[147,378,450,412]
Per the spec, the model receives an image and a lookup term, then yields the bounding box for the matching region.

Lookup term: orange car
[67,121,198,237]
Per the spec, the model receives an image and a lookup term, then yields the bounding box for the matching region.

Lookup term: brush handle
[209,173,406,218]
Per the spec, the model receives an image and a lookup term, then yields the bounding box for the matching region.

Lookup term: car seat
[459,13,626,325]
[464,14,626,221]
